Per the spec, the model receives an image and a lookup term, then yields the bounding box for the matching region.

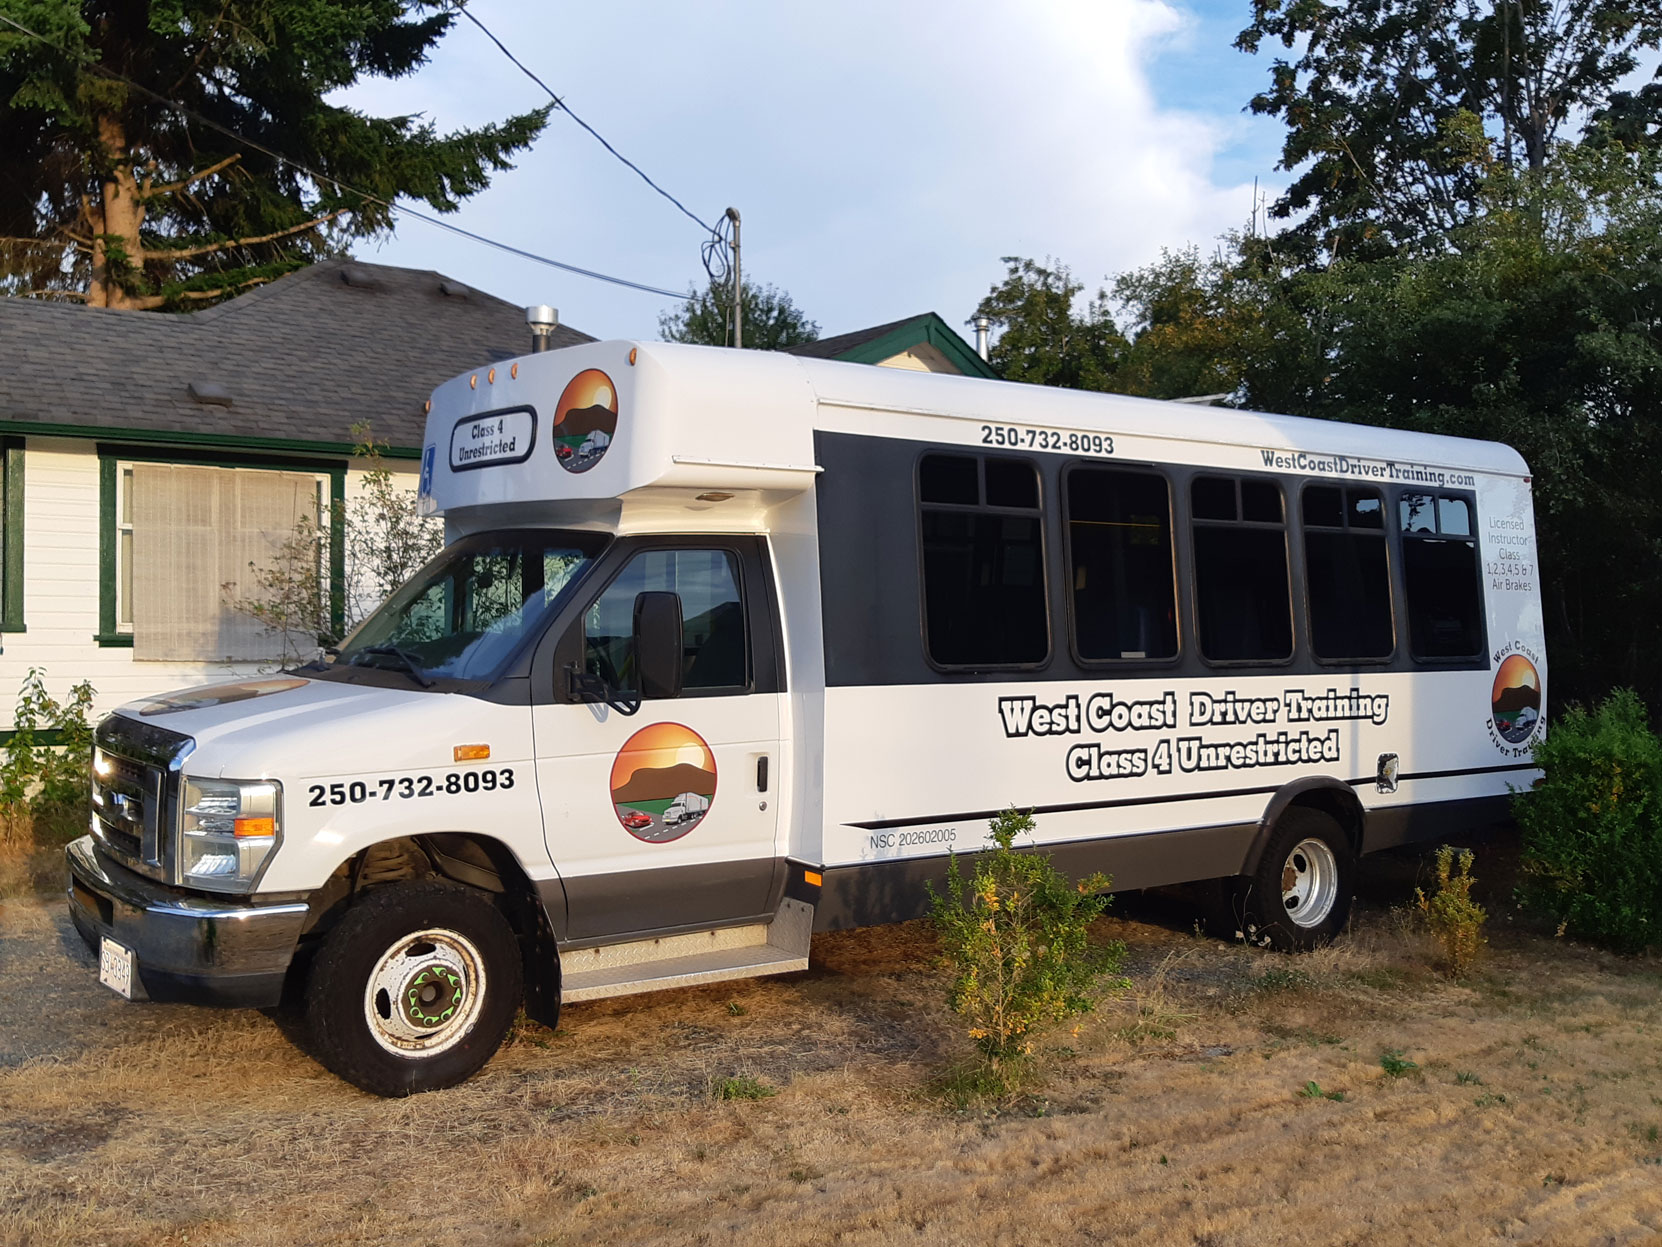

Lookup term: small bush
[1514,689,1662,952]
[928,807,1128,1087]
[1416,845,1488,977]
[1380,1049,1419,1078]
[713,1074,776,1102]
[1,670,96,845]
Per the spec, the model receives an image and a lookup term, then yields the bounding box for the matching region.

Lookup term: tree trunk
[87,112,146,310]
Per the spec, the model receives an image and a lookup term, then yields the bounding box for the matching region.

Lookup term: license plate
[99,937,134,999]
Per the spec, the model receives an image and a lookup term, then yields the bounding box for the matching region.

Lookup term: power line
[0,10,693,301]
[455,6,718,239]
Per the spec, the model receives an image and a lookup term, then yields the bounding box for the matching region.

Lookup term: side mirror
[633,591,684,700]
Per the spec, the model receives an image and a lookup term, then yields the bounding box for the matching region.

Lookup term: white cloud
[337,0,1282,339]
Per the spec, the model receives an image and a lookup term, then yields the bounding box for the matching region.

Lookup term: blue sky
[339,0,1289,344]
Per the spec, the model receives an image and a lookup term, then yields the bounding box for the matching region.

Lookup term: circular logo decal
[609,722,717,842]
[1491,654,1542,744]
[552,368,618,473]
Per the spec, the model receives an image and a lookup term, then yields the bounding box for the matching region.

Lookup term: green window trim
[2,438,24,633]
[97,445,347,649]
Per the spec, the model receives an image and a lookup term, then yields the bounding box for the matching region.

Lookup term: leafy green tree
[0,1,549,308]
[973,256,1126,390]
[1237,0,1662,257]
[658,276,819,350]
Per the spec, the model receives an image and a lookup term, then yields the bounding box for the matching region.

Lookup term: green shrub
[928,807,1127,1083]
[1416,845,1488,977]
[1513,689,1662,952]
[1,669,96,846]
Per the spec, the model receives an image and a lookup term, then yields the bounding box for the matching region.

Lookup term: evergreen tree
[972,256,1125,391]
[0,1,549,308]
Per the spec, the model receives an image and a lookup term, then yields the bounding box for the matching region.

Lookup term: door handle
[756,755,769,793]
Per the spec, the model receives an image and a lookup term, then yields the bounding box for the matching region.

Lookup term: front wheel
[1231,810,1354,951]
[305,879,523,1096]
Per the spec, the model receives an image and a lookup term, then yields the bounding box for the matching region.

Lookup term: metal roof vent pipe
[526,305,559,353]
[973,315,991,361]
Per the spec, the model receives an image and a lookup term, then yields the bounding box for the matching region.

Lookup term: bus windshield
[334,530,604,684]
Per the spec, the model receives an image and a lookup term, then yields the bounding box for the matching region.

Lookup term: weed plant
[929,807,1128,1092]
[1514,689,1662,952]
[1416,845,1488,977]
[0,670,96,893]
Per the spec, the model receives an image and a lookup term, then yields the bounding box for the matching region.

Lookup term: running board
[559,898,813,1003]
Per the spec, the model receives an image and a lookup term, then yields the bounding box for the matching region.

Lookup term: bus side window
[1066,467,1177,661]
[1191,474,1293,663]
[1399,492,1484,659]
[918,453,1048,668]
[1302,484,1393,660]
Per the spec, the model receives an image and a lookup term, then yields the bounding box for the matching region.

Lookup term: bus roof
[419,340,1529,523]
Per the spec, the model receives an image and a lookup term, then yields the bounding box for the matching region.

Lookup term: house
[786,312,997,378]
[0,259,591,728]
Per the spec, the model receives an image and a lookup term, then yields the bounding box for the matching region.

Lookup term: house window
[108,461,332,660]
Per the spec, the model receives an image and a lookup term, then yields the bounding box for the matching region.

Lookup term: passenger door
[532,537,784,942]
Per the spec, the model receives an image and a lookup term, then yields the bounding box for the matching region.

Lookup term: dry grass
[4,851,1662,1246]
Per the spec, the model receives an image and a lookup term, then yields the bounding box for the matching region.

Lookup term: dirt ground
[3,836,1661,1247]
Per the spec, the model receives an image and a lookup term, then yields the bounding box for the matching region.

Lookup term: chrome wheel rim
[363,928,488,1057]
[1280,838,1339,928]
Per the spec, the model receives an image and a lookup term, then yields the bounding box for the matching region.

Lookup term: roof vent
[339,265,377,288]
[438,278,470,298]
[187,380,234,407]
[526,305,559,353]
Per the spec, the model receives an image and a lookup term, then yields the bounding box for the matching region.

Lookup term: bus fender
[1242,777,1365,876]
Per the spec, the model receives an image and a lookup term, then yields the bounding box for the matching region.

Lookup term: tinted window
[1192,476,1292,662]
[586,549,747,692]
[919,453,1048,667]
[1303,485,1392,660]
[1067,468,1177,661]
[1400,494,1483,659]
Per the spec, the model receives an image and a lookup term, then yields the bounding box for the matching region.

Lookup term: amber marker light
[628,347,638,365]
[423,399,431,414]
[511,363,519,379]
[803,870,823,887]
[488,367,497,384]
[454,744,491,763]
[233,816,276,838]
[469,373,478,389]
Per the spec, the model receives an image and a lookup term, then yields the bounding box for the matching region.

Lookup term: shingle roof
[784,315,930,360]
[0,259,593,454]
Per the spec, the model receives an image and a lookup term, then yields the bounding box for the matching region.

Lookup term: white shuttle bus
[68,341,1546,1095]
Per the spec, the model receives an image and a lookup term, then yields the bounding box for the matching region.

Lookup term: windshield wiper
[351,644,436,689]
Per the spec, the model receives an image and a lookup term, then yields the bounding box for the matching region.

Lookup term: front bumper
[66,835,309,1007]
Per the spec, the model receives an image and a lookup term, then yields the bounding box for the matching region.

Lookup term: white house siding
[0,438,419,730]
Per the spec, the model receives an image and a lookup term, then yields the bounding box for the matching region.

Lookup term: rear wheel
[1232,809,1354,951]
[305,878,522,1096]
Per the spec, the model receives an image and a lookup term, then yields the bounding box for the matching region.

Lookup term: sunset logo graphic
[551,368,618,474]
[609,722,717,843]
[1492,654,1543,744]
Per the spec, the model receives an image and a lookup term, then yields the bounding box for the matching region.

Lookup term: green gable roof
[785,312,998,379]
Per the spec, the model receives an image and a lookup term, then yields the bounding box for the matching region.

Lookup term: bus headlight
[180,777,281,892]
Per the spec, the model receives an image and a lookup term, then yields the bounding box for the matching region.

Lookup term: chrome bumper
[66,835,308,1007]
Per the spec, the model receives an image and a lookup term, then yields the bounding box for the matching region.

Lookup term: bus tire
[1233,809,1353,952]
[305,878,523,1097]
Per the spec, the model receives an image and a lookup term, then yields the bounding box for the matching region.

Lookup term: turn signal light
[454,744,491,762]
[803,870,822,887]
[233,816,275,838]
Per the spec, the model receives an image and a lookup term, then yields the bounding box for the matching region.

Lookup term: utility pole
[726,206,742,349]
